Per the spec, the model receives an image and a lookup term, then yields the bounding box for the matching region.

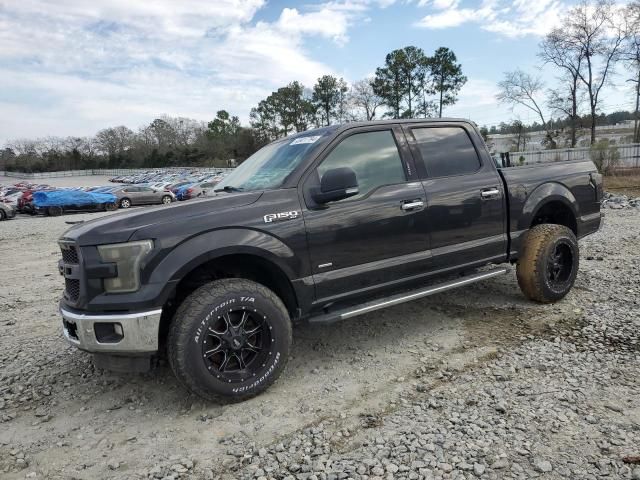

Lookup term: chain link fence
[507,143,640,175]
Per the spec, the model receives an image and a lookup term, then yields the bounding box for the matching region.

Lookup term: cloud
[414,0,565,38]
[276,7,351,43]
[0,1,380,141]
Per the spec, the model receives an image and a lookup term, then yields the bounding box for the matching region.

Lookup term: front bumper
[60,307,162,354]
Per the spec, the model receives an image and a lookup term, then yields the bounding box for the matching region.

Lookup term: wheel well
[159,254,298,341]
[531,201,577,234]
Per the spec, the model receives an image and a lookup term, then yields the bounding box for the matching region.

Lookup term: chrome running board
[309,266,509,324]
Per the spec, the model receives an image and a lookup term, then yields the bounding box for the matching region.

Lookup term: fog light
[94,322,124,343]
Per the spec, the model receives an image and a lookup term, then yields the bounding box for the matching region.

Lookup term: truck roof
[287,117,475,140]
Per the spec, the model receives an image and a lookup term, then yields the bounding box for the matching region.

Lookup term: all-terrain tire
[168,278,292,402]
[517,224,579,303]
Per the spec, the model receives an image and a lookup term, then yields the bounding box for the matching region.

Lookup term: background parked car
[180,180,221,200]
[110,186,175,208]
[0,201,17,220]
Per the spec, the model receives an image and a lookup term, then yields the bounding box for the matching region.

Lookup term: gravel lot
[0,202,639,479]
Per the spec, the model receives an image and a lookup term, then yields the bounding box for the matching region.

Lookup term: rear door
[139,186,157,203]
[300,125,431,304]
[404,123,507,270]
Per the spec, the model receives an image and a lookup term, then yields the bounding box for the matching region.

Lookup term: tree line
[495,0,640,148]
[483,109,637,136]
[1,45,467,172]
[0,111,259,173]
[249,46,466,143]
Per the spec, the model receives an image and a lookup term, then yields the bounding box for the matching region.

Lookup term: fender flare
[148,228,300,286]
[517,182,579,233]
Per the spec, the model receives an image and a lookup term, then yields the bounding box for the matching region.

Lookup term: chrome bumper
[60,307,162,354]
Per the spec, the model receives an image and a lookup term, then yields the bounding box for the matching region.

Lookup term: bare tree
[623,1,640,143]
[497,70,552,141]
[547,87,584,147]
[540,29,586,147]
[348,78,384,121]
[560,0,627,144]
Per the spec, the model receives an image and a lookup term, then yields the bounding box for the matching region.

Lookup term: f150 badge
[263,211,300,223]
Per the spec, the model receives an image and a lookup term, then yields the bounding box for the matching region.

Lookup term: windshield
[215,131,332,192]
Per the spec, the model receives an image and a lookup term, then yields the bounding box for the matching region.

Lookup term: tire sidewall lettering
[231,351,280,394]
[187,292,286,395]
[194,298,237,344]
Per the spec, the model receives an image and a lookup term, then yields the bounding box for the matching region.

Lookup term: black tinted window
[317,130,405,201]
[411,127,480,178]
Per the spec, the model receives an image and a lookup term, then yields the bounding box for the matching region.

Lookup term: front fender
[517,182,579,232]
[148,228,301,285]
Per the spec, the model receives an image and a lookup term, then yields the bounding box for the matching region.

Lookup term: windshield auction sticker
[290,135,321,145]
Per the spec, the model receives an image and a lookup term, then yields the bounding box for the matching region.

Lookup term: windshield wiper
[214,185,244,193]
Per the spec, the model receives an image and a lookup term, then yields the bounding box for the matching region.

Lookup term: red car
[18,186,54,214]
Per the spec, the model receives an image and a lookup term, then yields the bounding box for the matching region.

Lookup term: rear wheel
[47,206,63,216]
[516,224,579,303]
[0,210,5,221]
[161,195,172,205]
[168,279,292,402]
[119,198,131,209]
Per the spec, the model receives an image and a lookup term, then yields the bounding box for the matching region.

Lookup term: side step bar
[309,266,510,324]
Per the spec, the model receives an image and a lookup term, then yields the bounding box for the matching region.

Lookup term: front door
[301,126,431,305]
[404,124,507,270]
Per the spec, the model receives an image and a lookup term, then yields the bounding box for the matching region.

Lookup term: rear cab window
[409,126,481,178]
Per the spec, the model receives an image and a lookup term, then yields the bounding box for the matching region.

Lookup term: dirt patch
[604,174,640,197]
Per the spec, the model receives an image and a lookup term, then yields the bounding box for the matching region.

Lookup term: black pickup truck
[57,119,603,401]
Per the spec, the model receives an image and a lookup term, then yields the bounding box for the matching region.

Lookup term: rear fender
[517,182,579,233]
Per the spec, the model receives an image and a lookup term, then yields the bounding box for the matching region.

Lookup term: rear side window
[317,130,406,201]
[411,127,480,178]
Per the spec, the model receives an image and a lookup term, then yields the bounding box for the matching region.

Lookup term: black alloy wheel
[547,241,573,286]
[201,307,273,383]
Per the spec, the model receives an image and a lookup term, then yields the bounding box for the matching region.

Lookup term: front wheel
[517,224,579,303]
[168,279,292,402]
[161,195,172,205]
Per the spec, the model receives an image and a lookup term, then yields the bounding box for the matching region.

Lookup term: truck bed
[498,159,603,258]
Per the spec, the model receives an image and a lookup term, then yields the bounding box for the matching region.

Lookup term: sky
[0,0,635,144]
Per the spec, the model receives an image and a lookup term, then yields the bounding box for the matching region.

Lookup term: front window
[215,129,334,192]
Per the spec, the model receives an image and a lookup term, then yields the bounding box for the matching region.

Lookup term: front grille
[60,245,79,264]
[65,278,80,301]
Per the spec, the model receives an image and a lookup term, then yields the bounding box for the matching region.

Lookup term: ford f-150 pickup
[57,119,603,401]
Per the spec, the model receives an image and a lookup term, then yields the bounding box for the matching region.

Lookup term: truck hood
[60,191,263,246]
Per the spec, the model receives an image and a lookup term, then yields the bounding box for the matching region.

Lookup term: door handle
[401,200,424,211]
[481,188,500,199]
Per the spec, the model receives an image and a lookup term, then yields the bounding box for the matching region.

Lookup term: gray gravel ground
[0,199,638,480]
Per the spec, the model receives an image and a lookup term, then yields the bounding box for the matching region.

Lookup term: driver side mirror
[311,167,359,204]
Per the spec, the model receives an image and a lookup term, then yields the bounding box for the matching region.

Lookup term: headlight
[97,240,153,293]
